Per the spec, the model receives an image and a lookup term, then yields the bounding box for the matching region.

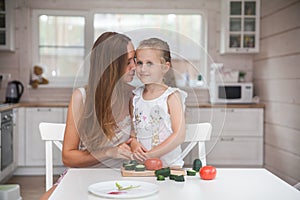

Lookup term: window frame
[32,9,208,88]
[32,9,92,88]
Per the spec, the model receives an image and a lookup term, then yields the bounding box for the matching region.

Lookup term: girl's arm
[129,95,148,161]
[146,91,186,158]
[62,89,132,168]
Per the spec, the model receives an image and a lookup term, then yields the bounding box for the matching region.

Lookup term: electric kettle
[5,80,24,103]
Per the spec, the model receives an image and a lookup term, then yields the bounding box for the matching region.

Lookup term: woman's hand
[105,145,132,160]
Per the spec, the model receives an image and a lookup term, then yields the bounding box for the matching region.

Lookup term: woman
[40,32,136,199]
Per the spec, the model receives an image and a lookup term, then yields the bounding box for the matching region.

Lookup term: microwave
[210,82,253,104]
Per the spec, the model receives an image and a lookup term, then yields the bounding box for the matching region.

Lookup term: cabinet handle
[37,108,52,112]
[220,137,234,141]
[221,109,234,112]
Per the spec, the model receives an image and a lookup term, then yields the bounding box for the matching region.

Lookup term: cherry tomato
[144,158,163,170]
[199,166,217,180]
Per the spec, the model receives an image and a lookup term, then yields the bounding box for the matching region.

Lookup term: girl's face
[122,42,136,83]
[136,49,169,85]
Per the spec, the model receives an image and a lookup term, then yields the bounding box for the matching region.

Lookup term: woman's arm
[62,89,100,167]
[146,91,186,158]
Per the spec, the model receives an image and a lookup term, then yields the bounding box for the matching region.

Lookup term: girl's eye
[146,62,153,67]
[136,61,143,66]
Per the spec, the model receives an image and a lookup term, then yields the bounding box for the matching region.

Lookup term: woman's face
[122,42,136,83]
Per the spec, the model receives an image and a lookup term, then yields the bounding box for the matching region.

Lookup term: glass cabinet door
[0,0,5,45]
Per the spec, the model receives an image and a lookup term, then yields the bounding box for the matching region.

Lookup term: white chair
[179,123,212,166]
[39,122,66,191]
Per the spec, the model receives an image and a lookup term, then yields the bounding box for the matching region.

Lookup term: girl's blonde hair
[137,38,172,67]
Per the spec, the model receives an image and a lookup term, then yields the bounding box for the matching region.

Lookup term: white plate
[88,180,158,199]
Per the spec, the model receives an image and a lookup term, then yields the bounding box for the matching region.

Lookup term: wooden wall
[253,0,300,186]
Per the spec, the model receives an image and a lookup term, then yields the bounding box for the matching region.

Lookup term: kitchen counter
[0,102,69,112]
[0,102,264,112]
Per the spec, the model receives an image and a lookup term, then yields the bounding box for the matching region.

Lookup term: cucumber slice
[130,160,138,166]
[169,174,177,180]
[157,175,165,181]
[155,167,170,177]
[187,169,197,176]
[135,164,146,171]
[124,163,135,170]
[174,175,185,182]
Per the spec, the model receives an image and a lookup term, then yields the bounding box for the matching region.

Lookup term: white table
[50,168,300,200]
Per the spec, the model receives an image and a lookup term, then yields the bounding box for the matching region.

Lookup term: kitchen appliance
[0,109,13,171]
[210,82,253,104]
[5,80,24,103]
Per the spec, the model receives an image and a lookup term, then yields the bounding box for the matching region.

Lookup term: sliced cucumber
[130,160,138,166]
[174,175,185,182]
[187,169,197,176]
[155,167,170,177]
[135,164,146,171]
[157,175,165,181]
[169,174,177,180]
[124,163,135,170]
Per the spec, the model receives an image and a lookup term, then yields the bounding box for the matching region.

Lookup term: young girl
[130,38,187,167]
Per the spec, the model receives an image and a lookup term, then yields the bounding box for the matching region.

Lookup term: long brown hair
[78,32,131,151]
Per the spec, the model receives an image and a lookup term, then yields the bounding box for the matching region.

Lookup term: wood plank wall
[253,0,300,186]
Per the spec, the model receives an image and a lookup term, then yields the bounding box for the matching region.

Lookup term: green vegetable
[155,167,170,177]
[193,159,202,171]
[135,164,146,171]
[187,169,197,176]
[174,175,185,182]
[115,182,140,190]
[124,163,135,170]
[169,174,177,180]
[122,160,130,167]
[130,160,138,166]
[156,175,165,181]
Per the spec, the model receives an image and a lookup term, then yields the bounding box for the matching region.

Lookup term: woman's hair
[78,32,131,151]
[136,38,172,66]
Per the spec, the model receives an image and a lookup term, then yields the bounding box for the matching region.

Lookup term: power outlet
[1,73,11,80]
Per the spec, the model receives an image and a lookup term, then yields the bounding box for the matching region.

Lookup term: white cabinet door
[25,107,64,166]
[206,137,263,166]
[185,107,263,167]
[14,108,25,166]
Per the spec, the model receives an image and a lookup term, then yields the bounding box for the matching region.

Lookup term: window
[32,10,89,87]
[32,10,207,88]
[94,12,206,87]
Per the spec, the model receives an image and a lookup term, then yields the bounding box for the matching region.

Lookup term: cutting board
[121,167,186,177]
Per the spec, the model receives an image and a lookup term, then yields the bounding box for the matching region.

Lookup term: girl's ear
[162,62,171,73]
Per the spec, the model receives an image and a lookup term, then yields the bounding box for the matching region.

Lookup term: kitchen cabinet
[25,107,64,166]
[185,107,263,167]
[14,107,67,175]
[0,0,14,51]
[220,0,260,54]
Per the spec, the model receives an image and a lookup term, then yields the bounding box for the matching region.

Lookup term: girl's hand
[130,138,148,162]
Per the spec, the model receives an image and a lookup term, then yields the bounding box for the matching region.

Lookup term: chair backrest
[39,122,66,191]
[179,123,212,166]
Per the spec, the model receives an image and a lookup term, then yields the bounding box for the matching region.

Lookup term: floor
[5,175,59,200]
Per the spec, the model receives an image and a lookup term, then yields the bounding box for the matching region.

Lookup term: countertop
[0,102,264,112]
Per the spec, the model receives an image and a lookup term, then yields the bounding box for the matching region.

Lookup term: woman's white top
[132,86,187,167]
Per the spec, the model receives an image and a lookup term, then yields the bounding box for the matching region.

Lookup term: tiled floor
[5,175,59,200]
